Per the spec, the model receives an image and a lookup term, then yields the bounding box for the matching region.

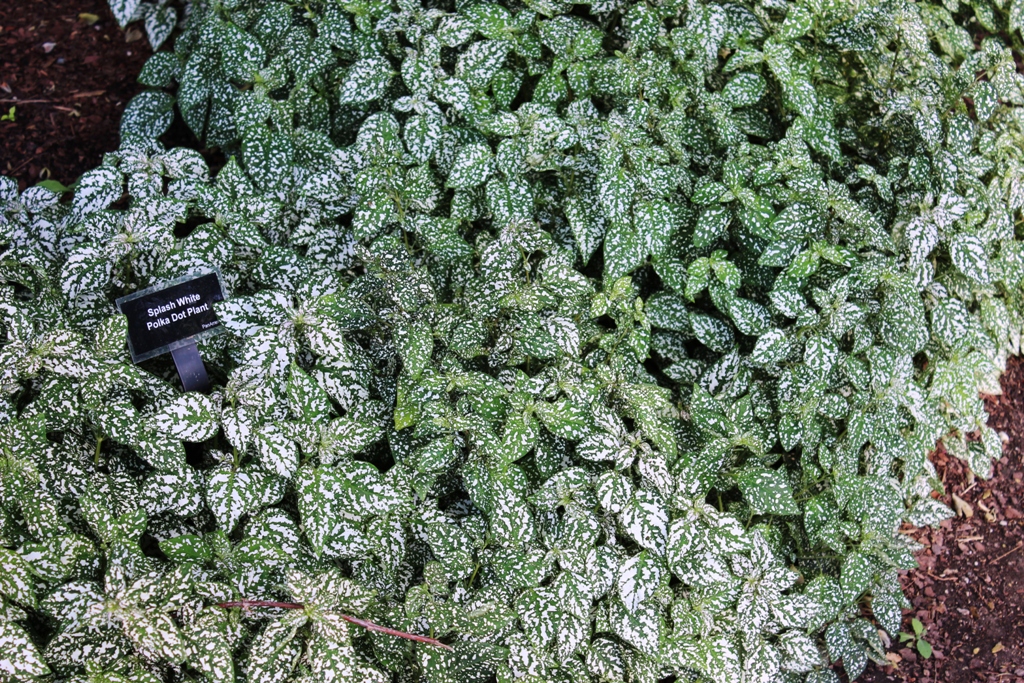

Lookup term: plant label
[116,271,225,387]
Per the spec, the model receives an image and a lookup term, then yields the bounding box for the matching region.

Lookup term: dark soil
[0,0,152,190]
[859,356,1024,683]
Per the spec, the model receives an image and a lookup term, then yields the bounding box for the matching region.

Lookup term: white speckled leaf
[743,638,782,682]
[107,0,142,26]
[735,468,799,516]
[247,612,306,683]
[617,551,663,612]
[0,620,49,677]
[72,167,123,219]
[255,423,299,479]
[123,610,185,663]
[207,465,285,533]
[0,547,36,608]
[338,58,393,104]
[950,233,991,283]
[151,393,219,442]
[446,143,493,189]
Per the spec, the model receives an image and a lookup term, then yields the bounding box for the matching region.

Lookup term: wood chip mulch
[859,356,1024,683]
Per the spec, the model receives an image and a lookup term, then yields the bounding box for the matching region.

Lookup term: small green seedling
[0,106,15,122]
[899,618,934,658]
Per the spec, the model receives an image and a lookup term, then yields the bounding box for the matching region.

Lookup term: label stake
[171,340,210,393]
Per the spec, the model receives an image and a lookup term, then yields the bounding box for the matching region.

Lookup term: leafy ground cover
[3,1,1024,682]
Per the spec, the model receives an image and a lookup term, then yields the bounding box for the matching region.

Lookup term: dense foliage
[6,0,1024,680]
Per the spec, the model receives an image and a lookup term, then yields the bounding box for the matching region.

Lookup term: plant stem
[94,436,104,466]
[215,601,453,650]
[217,600,303,610]
[339,613,454,651]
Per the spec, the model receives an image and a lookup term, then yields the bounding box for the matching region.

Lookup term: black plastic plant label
[116,270,226,363]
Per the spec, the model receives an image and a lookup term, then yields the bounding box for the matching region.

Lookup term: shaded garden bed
[2,2,1023,682]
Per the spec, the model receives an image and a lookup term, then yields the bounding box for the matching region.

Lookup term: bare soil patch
[0,0,152,189]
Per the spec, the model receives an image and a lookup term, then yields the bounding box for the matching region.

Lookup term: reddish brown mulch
[0,0,152,190]
[859,356,1024,683]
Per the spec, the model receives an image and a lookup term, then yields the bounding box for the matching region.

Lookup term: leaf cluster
[108,0,184,49]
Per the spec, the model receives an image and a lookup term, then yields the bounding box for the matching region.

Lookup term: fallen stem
[988,541,1023,565]
[217,600,303,610]
[215,600,453,651]
[337,613,454,651]
[7,155,38,175]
